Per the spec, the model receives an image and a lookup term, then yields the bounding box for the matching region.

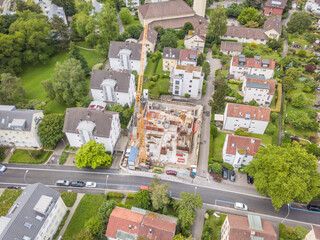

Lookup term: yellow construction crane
[133,24,148,163]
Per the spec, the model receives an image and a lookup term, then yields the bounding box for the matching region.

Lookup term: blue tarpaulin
[128,147,138,163]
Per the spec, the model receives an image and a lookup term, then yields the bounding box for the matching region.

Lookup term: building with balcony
[63,108,120,152]
[229,55,276,80]
[223,103,271,134]
[89,70,136,107]
[264,0,287,15]
[170,65,204,99]
[242,75,276,106]
[0,183,67,240]
[222,135,261,168]
[0,105,43,148]
[108,41,146,73]
[162,48,198,71]
[221,214,277,240]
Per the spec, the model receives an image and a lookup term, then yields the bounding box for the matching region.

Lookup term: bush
[116,202,131,209]
[107,192,124,199]
[209,162,222,174]
[59,151,69,165]
[126,193,135,199]
[207,209,214,216]
[184,93,190,98]
[292,93,307,108]
[222,162,234,171]
[235,128,249,136]
[214,217,222,225]
[210,125,218,138]
[0,147,5,162]
[31,150,43,158]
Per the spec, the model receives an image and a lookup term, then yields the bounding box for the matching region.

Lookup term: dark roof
[108,41,143,60]
[265,0,287,9]
[0,183,61,240]
[263,15,282,34]
[138,26,158,45]
[90,70,131,93]
[0,106,43,131]
[220,41,243,52]
[138,0,194,19]
[63,108,118,138]
[225,26,267,40]
[163,48,181,60]
[149,14,208,31]
[246,78,276,95]
[246,81,270,90]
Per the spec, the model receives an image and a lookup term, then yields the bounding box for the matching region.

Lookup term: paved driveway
[196,53,221,179]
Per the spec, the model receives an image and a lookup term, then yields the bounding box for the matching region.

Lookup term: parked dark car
[70,181,86,187]
[222,168,228,179]
[247,173,254,184]
[7,186,20,189]
[166,170,177,176]
[229,171,235,182]
[307,201,320,212]
[55,180,70,186]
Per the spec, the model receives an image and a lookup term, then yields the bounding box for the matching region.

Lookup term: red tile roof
[179,49,198,62]
[106,207,144,238]
[225,135,261,156]
[246,78,277,95]
[227,214,277,240]
[312,225,320,239]
[232,56,276,70]
[105,207,177,240]
[226,103,271,121]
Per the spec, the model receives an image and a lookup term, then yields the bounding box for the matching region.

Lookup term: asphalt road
[0,164,319,226]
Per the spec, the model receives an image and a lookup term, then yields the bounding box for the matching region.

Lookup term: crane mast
[133,24,148,163]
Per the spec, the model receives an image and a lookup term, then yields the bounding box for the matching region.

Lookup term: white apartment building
[305,0,320,14]
[242,75,276,106]
[89,70,136,107]
[223,103,271,134]
[170,65,204,99]
[108,41,146,73]
[230,55,276,80]
[63,108,120,153]
[0,105,43,148]
[222,134,261,168]
[0,183,67,240]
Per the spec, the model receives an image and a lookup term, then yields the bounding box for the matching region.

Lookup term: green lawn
[9,150,52,164]
[124,18,143,30]
[202,212,227,240]
[63,194,105,240]
[19,49,105,114]
[61,192,77,207]
[246,132,273,146]
[143,78,170,99]
[242,43,282,62]
[177,40,185,49]
[0,189,23,216]
[211,131,227,160]
[144,57,158,79]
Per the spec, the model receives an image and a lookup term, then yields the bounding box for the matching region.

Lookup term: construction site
[141,100,203,169]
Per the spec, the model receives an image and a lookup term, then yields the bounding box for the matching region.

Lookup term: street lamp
[194,186,197,195]
[281,204,290,223]
[24,170,29,184]
[105,175,109,194]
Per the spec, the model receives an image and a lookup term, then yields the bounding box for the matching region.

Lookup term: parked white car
[234,202,248,211]
[86,182,97,188]
[125,147,131,158]
[0,164,7,173]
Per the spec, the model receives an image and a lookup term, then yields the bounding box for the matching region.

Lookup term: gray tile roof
[0,183,61,240]
[225,26,268,40]
[0,106,43,131]
[91,0,104,15]
[90,70,131,93]
[246,74,266,80]
[220,41,243,52]
[63,108,118,138]
[246,81,270,90]
[163,48,181,60]
[263,15,282,34]
[138,26,158,45]
[46,4,66,22]
[108,41,143,60]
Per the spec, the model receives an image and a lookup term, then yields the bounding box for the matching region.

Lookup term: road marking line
[5,166,269,199]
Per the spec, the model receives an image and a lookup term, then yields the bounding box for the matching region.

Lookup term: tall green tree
[209,78,227,112]
[247,142,320,211]
[177,192,203,236]
[160,29,178,49]
[16,0,42,13]
[51,15,70,50]
[75,140,113,169]
[287,12,312,34]
[150,178,170,210]
[119,7,132,25]
[126,25,143,39]
[237,7,259,25]
[99,200,117,222]
[0,73,26,106]
[182,22,194,35]
[38,114,65,148]
[68,41,90,75]
[208,6,227,42]
[0,14,18,34]
[52,0,77,16]
[291,93,307,108]
[51,58,87,106]
[134,190,151,210]
[202,61,210,80]
[95,1,119,55]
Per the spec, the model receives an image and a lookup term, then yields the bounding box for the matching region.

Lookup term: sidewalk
[191,209,206,240]
[58,193,84,238]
